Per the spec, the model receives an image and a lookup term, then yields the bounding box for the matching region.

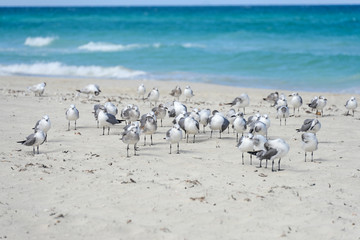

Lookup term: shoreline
[1,75,359,239]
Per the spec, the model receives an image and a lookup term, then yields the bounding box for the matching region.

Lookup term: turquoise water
[0,6,359,92]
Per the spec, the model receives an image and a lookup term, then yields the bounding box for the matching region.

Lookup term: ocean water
[0,6,359,93]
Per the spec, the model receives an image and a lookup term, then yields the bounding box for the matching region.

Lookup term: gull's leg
[177,142,180,154]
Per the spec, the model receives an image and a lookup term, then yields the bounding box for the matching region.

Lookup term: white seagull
[199,108,211,133]
[225,93,250,113]
[98,106,124,135]
[138,83,146,100]
[93,104,104,128]
[277,105,290,126]
[17,130,46,154]
[121,127,140,157]
[308,96,327,116]
[33,115,51,141]
[249,138,290,171]
[209,111,230,139]
[263,91,279,106]
[140,112,157,146]
[184,85,194,102]
[27,82,46,96]
[165,124,183,154]
[232,112,247,141]
[345,96,357,117]
[296,119,321,134]
[65,104,79,131]
[289,92,303,116]
[76,84,101,98]
[236,133,254,165]
[152,104,168,127]
[301,132,318,162]
[146,88,160,107]
[104,102,118,116]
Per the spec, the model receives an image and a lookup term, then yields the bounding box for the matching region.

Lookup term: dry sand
[0,75,359,239]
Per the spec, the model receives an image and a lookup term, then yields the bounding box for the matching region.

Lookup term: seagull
[184,85,194,102]
[165,124,183,154]
[308,96,327,116]
[98,106,124,135]
[140,112,157,146]
[65,104,79,131]
[275,94,287,107]
[138,83,146,100]
[225,93,250,113]
[145,88,160,107]
[209,111,230,139]
[121,104,140,124]
[246,113,261,126]
[226,108,237,133]
[232,112,247,141]
[76,84,101,98]
[289,92,303,116]
[252,135,268,152]
[93,104,104,128]
[184,115,200,143]
[236,133,254,165]
[263,91,279,106]
[249,120,267,137]
[296,119,321,134]
[33,115,51,134]
[104,102,118,116]
[152,104,168,127]
[248,138,290,171]
[170,85,182,100]
[199,108,211,133]
[27,82,46,96]
[345,96,357,116]
[301,133,318,162]
[17,130,46,154]
[277,105,290,126]
[121,127,140,157]
[258,114,270,137]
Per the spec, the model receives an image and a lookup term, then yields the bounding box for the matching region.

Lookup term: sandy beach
[1,75,359,239]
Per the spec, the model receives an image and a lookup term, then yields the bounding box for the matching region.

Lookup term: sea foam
[78,42,144,52]
[24,36,57,47]
[0,62,146,79]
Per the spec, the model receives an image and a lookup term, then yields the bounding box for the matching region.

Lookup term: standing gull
[296,119,321,134]
[138,83,146,100]
[345,96,357,117]
[277,105,290,126]
[104,102,118,116]
[236,133,254,165]
[249,120,267,137]
[226,108,236,133]
[33,115,51,135]
[17,130,46,154]
[145,88,160,107]
[184,86,194,102]
[65,104,79,131]
[249,138,290,172]
[170,85,182,100]
[152,104,167,127]
[233,112,247,141]
[184,115,200,143]
[275,94,287,107]
[301,133,318,162]
[121,104,140,124]
[165,124,183,154]
[289,92,303,116]
[27,82,46,96]
[308,96,327,116]
[263,91,279,107]
[121,126,140,157]
[209,111,230,139]
[93,104,104,128]
[225,93,250,113]
[140,112,157,146]
[98,106,124,135]
[199,108,211,133]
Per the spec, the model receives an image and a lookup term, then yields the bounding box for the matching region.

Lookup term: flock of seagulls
[20,82,358,172]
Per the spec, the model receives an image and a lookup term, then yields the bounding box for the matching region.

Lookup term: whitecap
[24,36,57,47]
[181,43,206,49]
[78,42,145,52]
[0,62,146,79]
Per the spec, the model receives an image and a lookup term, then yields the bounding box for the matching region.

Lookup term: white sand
[0,75,359,239]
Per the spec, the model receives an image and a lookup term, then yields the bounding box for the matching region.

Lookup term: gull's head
[236,112,244,117]
[185,85,190,89]
[351,96,356,101]
[174,124,181,130]
[43,115,50,121]
[70,104,76,109]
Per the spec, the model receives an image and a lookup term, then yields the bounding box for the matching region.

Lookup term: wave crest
[78,42,145,52]
[0,62,146,79]
[24,36,57,47]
